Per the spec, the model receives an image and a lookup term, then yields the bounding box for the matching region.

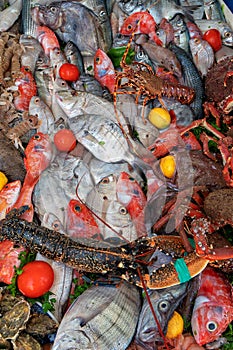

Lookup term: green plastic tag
[174,258,192,283]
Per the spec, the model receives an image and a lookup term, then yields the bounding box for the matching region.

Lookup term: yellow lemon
[160,155,176,178]
[166,311,184,339]
[0,172,8,191]
[148,107,171,129]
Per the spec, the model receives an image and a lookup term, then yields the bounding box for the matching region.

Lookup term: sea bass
[191,266,233,346]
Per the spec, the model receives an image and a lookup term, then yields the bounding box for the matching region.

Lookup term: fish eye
[127,24,132,31]
[224,31,231,38]
[34,134,41,140]
[194,38,200,44]
[158,300,170,312]
[206,321,218,332]
[52,220,61,231]
[74,205,81,212]
[119,206,128,215]
[50,6,57,13]
[129,176,135,181]
[101,177,110,184]
[99,10,106,17]
[95,56,100,63]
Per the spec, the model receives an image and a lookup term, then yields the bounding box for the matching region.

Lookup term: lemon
[160,155,176,178]
[148,107,171,129]
[166,311,184,339]
[0,172,8,191]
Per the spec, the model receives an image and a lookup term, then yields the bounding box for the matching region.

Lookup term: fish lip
[139,327,163,343]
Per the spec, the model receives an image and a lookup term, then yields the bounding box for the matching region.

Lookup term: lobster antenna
[75,176,130,243]
[137,267,170,350]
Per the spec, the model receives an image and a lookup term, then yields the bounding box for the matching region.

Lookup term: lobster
[0,206,208,290]
[113,24,195,123]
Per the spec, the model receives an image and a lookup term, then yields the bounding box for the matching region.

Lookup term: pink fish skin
[66,199,103,240]
[120,11,163,46]
[191,266,233,346]
[0,180,21,220]
[116,172,147,238]
[36,25,60,56]
[94,49,116,93]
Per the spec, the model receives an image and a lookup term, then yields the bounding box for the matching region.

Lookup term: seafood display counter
[0,0,233,350]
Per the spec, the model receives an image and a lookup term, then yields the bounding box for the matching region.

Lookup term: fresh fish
[73,73,110,100]
[170,14,190,54]
[34,52,53,108]
[189,37,215,76]
[0,0,22,32]
[120,11,163,46]
[0,180,21,220]
[136,282,188,348]
[29,96,56,135]
[31,1,112,63]
[203,0,226,21]
[186,20,203,39]
[215,44,233,63]
[21,0,37,36]
[0,130,26,183]
[66,199,103,240]
[195,19,233,47]
[19,35,44,74]
[14,66,37,112]
[169,44,204,118]
[35,25,60,56]
[64,40,85,74]
[12,132,53,221]
[135,35,182,79]
[94,48,116,93]
[178,0,204,20]
[191,266,233,346]
[50,47,67,74]
[116,0,196,23]
[116,171,147,237]
[52,281,141,350]
[156,17,175,47]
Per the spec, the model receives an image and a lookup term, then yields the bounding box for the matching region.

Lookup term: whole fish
[191,266,233,346]
[66,199,103,240]
[0,130,26,183]
[189,37,215,77]
[169,44,204,119]
[34,52,53,108]
[115,0,196,23]
[35,25,60,56]
[31,1,112,61]
[12,132,53,221]
[94,48,116,93]
[14,66,37,112]
[120,11,163,46]
[116,171,147,237]
[52,281,141,350]
[203,0,226,21]
[0,180,21,220]
[136,282,188,348]
[195,19,233,47]
[64,40,84,74]
[169,14,190,54]
[135,34,182,79]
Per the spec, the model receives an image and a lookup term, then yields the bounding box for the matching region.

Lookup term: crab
[204,56,233,126]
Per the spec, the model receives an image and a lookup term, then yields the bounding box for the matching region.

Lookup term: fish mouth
[139,327,163,343]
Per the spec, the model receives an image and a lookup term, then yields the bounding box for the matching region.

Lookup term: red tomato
[54,129,77,152]
[17,261,54,298]
[203,29,222,52]
[59,63,80,81]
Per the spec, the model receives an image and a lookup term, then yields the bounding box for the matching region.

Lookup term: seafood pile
[0,0,232,349]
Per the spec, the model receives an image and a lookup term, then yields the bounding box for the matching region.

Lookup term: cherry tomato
[59,63,80,81]
[54,129,77,152]
[17,261,54,298]
[203,29,222,52]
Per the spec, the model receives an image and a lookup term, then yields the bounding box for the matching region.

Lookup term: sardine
[195,19,233,46]
[0,130,26,183]
[189,37,215,76]
[136,282,188,348]
[169,44,204,119]
[52,281,141,350]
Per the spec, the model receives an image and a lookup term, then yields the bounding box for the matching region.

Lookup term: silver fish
[189,37,215,76]
[195,19,233,47]
[29,96,56,135]
[179,0,204,20]
[52,281,141,350]
[64,40,84,74]
[170,14,190,54]
[0,0,22,32]
[204,0,226,21]
[136,282,188,348]
[20,35,43,73]
[21,0,37,36]
[72,73,109,99]
[34,52,53,108]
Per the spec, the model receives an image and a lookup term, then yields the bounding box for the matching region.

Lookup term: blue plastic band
[174,258,192,283]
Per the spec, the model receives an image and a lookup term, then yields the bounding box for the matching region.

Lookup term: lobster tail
[162,82,195,105]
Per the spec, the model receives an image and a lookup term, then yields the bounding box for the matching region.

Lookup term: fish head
[31,4,64,30]
[191,298,233,346]
[120,12,156,36]
[0,180,21,199]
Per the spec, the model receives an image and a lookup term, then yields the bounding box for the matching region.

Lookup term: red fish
[66,199,103,240]
[94,49,116,93]
[14,66,37,111]
[116,172,147,237]
[191,266,233,346]
[186,21,202,40]
[36,25,60,56]
[120,12,163,46]
[0,240,24,284]
[13,132,53,221]
[0,180,21,220]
